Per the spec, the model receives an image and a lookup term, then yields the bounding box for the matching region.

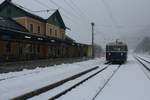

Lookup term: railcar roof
[106,42,127,46]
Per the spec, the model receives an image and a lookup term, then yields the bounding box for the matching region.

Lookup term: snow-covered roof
[0,0,57,20]
[0,0,67,29]
[13,0,57,20]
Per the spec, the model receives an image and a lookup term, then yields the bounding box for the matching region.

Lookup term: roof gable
[0,0,57,21]
[0,0,66,29]
[47,10,66,29]
[0,1,25,17]
[0,0,46,22]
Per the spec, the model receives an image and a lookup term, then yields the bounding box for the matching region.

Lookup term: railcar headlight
[108,53,111,56]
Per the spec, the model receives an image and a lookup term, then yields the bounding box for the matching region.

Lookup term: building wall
[60,28,65,39]
[46,23,65,39]
[0,41,5,57]
[15,17,46,35]
[0,41,19,60]
[0,1,66,40]
[15,17,65,39]
[87,46,92,57]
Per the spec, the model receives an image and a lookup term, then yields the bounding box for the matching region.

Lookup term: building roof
[65,35,75,43]
[12,0,56,20]
[0,16,73,45]
[0,0,66,29]
[0,16,28,32]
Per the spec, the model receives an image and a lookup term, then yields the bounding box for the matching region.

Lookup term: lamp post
[91,22,95,58]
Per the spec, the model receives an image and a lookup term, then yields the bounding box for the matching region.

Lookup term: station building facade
[0,0,92,62]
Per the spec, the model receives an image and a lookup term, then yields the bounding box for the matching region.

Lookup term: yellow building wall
[15,17,46,35]
[46,23,65,39]
[26,18,46,35]
[15,17,65,40]
[60,28,65,39]
[14,17,26,27]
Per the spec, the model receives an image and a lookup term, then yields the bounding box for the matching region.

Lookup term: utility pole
[91,22,95,58]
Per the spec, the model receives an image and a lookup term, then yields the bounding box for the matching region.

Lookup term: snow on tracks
[135,56,150,80]
[12,66,99,100]
[0,58,104,100]
[94,56,150,100]
[135,56,150,72]
[56,65,119,100]
[29,65,111,100]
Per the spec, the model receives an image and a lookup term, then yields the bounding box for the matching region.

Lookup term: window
[55,30,57,36]
[38,26,40,33]
[6,42,11,52]
[54,17,57,22]
[37,45,40,53]
[29,24,33,32]
[50,29,52,36]
[19,45,23,56]
[24,44,32,53]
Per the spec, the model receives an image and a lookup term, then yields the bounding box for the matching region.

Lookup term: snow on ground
[55,65,118,100]
[95,55,150,100]
[138,55,150,63]
[0,58,105,80]
[1,55,150,100]
[0,57,105,99]
[28,64,112,100]
[135,56,150,79]
[137,53,150,60]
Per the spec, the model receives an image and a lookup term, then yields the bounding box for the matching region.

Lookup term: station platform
[95,56,150,100]
[0,57,89,73]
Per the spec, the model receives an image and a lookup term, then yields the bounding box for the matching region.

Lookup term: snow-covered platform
[0,58,105,99]
[95,55,150,100]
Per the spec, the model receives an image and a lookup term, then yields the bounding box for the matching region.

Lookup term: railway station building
[0,0,92,62]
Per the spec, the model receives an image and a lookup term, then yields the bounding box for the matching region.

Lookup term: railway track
[135,56,150,80]
[25,64,119,100]
[135,56,150,72]
[48,65,111,100]
[92,64,121,100]
[11,64,110,100]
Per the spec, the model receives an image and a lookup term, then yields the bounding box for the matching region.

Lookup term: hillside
[134,37,150,54]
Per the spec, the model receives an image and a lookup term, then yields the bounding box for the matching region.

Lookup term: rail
[12,66,100,100]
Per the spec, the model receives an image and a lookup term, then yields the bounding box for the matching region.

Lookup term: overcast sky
[1,0,150,48]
